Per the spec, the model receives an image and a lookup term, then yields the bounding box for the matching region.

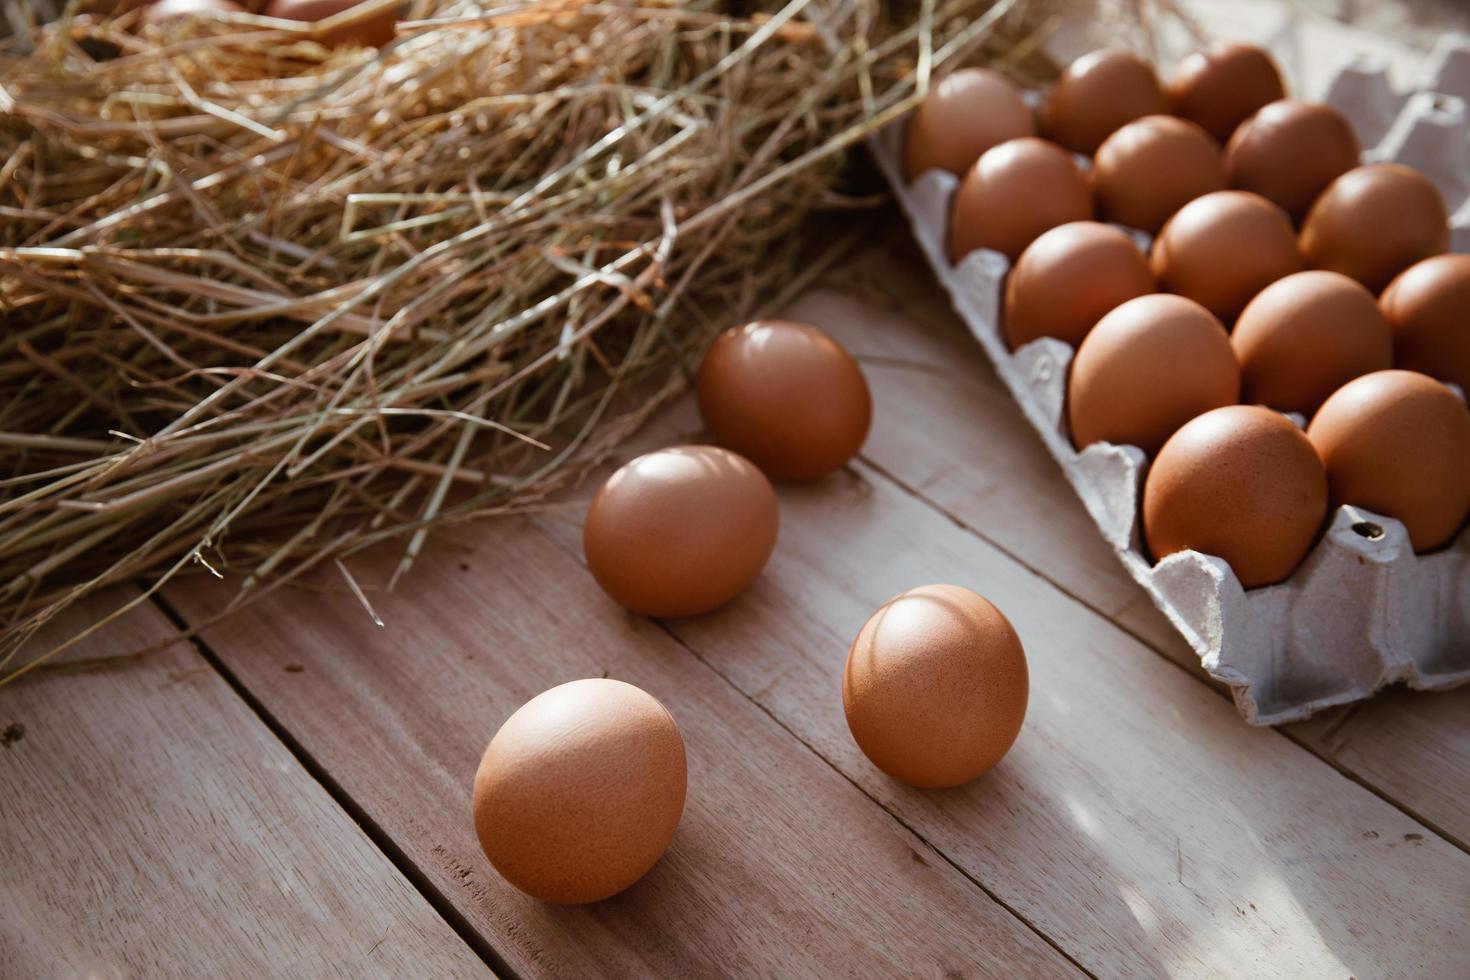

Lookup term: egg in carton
[871,43,1470,725]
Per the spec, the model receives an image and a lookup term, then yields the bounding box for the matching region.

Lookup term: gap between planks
[146,589,521,980]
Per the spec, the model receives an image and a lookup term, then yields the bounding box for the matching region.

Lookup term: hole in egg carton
[1353,520,1386,541]
[871,72,1470,723]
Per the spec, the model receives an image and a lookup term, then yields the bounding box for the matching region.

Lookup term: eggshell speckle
[1224,100,1360,222]
[472,679,687,905]
[1003,221,1155,350]
[265,0,397,48]
[1169,42,1286,142]
[1300,163,1449,293]
[1232,270,1392,414]
[1042,49,1166,155]
[697,320,871,481]
[1307,370,1470,552]
[1380,253,1470,393]
[1144,405,1328,588]
[949,137,1092,263]
[843,584,1028,789]
[1151,190,1302,323]
[583,445,778,618]
[1092,114,1226,234]
[1068,294,1239,456]
[903,68,1035,181]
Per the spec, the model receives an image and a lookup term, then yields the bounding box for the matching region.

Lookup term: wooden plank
[163,527,1077,978]
[1290,687,1470,849]
[0,588,488,979]
[530,394,1470,979]
[811,237,1470,843]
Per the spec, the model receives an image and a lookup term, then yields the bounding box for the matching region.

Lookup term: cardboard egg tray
[872,40,1470,725]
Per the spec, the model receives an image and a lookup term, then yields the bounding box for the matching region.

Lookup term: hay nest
[0,0,1060,678]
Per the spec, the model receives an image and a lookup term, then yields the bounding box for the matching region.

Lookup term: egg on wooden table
[1042,49,1166,155]
[1300,163,1449,293]
[1067,294,1239,456]
[582,445,778,618]
[1224,100,1360,222]
[1380,253,1470,393]
[1003,221,1155,351]
[1168,42,1286,142]
[1231,271,1393,415]
[472,679,687,904]
[1091,114,1227,234]
[697,320,871,482]
[949,137,1092,263]
[1150,189,1302,323]
[904,68,1035,182]
[1307,370,1470,552]
[265,0,397,48]
[843,584,1028,789]
[1143,405,1328,588]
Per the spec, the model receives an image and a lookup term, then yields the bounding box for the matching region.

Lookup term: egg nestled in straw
[843,585,1028,789]
[1003,221,1155,351]
[1307,370,1470,553]
[1143,405,1328,589]
[903,68,1035,181]
[583,445,778,618]
[949,137,1092,263]
[697,320,871,482]
[472,679,687,904]
[1068,294,1239,456]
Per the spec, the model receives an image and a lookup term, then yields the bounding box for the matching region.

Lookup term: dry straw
[0,0,1060,680]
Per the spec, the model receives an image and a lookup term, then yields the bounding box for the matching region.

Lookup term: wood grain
[164,526,1075,978]
[812,239,1470,844]
[0,588,487,979]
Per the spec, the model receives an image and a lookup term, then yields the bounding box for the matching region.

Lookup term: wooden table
[4,229,1469,978]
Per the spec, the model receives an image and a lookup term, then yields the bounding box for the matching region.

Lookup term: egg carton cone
[870,60,1470,725]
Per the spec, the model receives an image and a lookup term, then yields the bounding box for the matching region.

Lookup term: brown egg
[1300,164,1450,293]
[903,68,1035,181]
[1042,49,1167,155]
[842,584,1028,789]
[1169,42,1287,142]
[696,320,871,481]
[1224,100,1361,222]
[1232,271,1392,414]
[1144,405,1328,588]
[949,137,1092,263]
[1091,115,1227,233]
[144,0,242,20]
[1151,190,1302,323]
[583,445,778,618]
[1068,294,1239,456]
[265,0,397,47]
[1380,254,1470,393]
[1307,370,1470,552]
[1004,221,1155,350]
[472,679,686,904]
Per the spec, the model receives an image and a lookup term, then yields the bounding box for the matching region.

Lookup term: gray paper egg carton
[872,40,1470,725]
